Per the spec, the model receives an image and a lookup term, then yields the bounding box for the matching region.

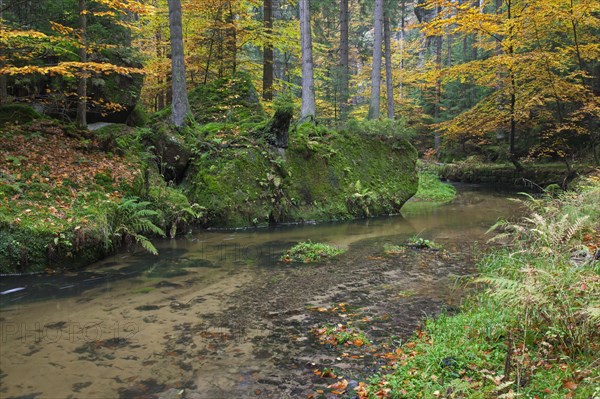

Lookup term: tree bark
[383,14,394,119]
[433,5,442,150]
[167,0,189,127]
[226,3,237,74]
[76,0,87,129]
[398,1,406,99]
[299,0,316,121]
[339,0,349,119]
[262,0,274,100]
[368,0,384,119]
[0,0,7,105]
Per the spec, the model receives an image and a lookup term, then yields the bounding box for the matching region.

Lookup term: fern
[107,197,165,255]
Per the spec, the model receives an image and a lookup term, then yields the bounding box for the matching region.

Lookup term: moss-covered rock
[188,72,265,124]
[187,124,418,227]
[0,104,42,127]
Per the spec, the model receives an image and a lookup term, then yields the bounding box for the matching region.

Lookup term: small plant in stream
[407,235,441,250]
[314,324,371,346]
[280,241,345,263]
[383,243,406,255]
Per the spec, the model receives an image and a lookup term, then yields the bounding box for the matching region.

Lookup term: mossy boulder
[188,72,265,125]
[142,122,193,183]
[0,104,42,127]
[187,124,418,227]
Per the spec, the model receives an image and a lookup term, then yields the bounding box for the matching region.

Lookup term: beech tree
[299,0,315,121]
[76,0,88,128]
[167,0,189,127]
[262,0,274,100]
[339,0,349,119]
[368,0,384,119]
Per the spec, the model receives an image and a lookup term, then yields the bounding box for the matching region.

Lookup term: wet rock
[72,381,92,392]
[143,315,159,323]
[156,281,184,289]
[158,388,184,399]
[135,305,162,311]
[170,301,191,310]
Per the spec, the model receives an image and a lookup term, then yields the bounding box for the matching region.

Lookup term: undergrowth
[362,173,600,398]
[0,119,201,273]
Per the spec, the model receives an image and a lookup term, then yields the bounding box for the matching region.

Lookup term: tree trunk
[0,74,7,105]
[262,0,274,100]
[433,5,442,150]
[368,0,384,119]
[506,0,520,170]
[76,0,87,129]
[383,14,394,119]
[339,0,349,119]
[299,0,316,121]
[0,0,6,105]
[167,0,189,127]
[226,4,237,74]
[398,1,406,99]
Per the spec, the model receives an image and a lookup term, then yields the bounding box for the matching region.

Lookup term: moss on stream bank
[0,76,418,272]
[188,124,418,227]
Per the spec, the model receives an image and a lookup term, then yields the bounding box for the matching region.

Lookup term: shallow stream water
[0,185,519,399]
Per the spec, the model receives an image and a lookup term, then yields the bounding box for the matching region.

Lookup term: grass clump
[280,241,345,263]
[413,169,456,203]
[363,174,600,398]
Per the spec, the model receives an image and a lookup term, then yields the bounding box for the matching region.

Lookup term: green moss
[0,104,42,127]
[188,72,266,125]
[187,127,418,227]
[413,170,457,203]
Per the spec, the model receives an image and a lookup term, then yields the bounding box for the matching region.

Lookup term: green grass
[413,170,457,203]
[364,174,600,398]
[280,241,345,263]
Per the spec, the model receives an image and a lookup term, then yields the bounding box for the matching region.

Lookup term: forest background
[0,0,598,165]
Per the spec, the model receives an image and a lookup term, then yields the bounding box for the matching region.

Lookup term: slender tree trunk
[368,0,384,119]
[569,0,586,87]
[0,0,7,105]
[506,0,519,169]
[0,74,7,105]
[299,0,316,121]
[76,0,87,129]
[433,5,443,150]
[263,0,274,100]
[226,3,237,74]
[398,1,406,99]
[339,0,349,119]
[167,0,189,127]
[383,14,394,119]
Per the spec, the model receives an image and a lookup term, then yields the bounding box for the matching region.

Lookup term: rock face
[187,127,418,227]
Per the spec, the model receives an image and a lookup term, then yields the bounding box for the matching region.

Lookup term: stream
[0,185,520,399]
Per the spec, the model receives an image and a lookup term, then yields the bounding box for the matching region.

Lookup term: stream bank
[0,186,517,399]
[0,74,418,273]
